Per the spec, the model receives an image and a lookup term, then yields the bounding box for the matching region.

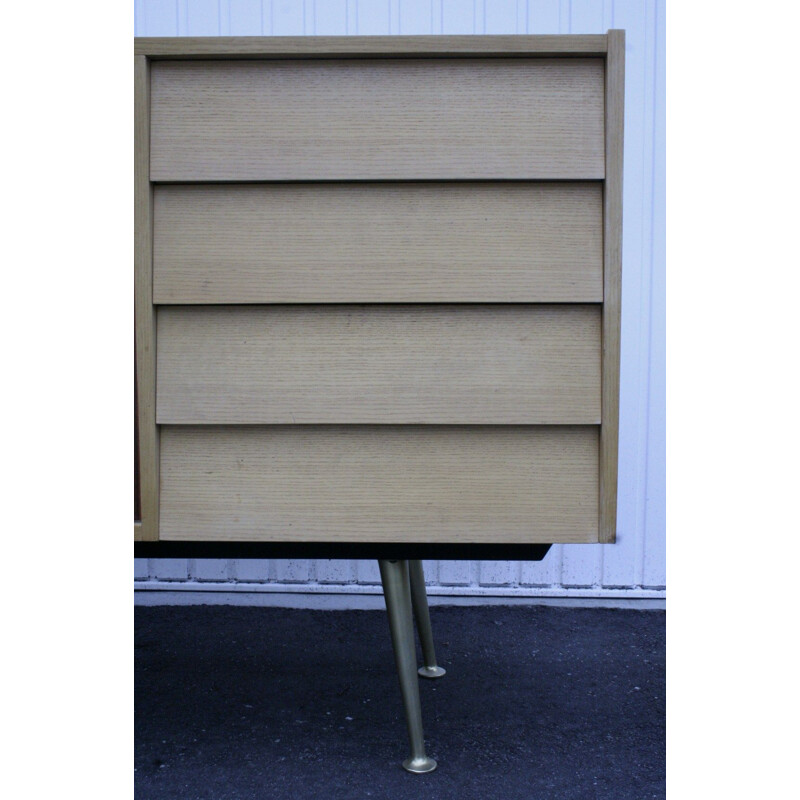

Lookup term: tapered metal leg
[408,560,446,679]
[378,559,437,774]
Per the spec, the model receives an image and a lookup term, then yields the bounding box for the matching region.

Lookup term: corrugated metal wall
[134,0,665,601]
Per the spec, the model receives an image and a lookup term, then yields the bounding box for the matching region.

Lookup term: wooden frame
[134,54,158,542]
[135,34,609,59]
[134,33,624,548]
[600,30,625,542]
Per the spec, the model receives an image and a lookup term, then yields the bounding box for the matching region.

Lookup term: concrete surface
[135,605,665,799]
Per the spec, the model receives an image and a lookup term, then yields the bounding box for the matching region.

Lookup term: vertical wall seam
[633,0,655,586]
[642,0,664,586]
[641,0,659,577]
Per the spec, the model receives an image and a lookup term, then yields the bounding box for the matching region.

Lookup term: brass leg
[408,560,446,679]
[378,559,437,774]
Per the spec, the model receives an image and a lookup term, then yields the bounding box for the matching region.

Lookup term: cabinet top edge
[135,33,616,59]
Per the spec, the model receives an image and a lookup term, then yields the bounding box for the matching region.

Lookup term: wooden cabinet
[134,33,624,552]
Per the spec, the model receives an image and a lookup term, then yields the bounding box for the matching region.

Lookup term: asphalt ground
[135,604,665,799]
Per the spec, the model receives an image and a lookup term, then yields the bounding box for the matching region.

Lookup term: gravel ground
[135,604,665,799]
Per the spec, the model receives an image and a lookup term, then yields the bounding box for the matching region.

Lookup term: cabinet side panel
[135,356,140,522]
[135,54,159,541]
[599,29,624,543]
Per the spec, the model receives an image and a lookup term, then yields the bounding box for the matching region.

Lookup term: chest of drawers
[134,33,624,557]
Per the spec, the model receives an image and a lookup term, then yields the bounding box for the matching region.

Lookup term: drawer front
[159,426,599,543]
[156,305,601,425]
[153,183,603,304]
[150,58,605,181]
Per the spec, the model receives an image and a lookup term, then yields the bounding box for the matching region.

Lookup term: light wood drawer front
[150,58,605,181]
[153,183,602,304]
[159,426,599,543]
[156,305,601,425]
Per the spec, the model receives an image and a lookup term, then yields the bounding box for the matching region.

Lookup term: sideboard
[134,31,624,772]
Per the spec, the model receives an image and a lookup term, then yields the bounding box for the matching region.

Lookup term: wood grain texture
[599,30,625,543]
[156,305,601,424]
[159,426,600,543]
[134,55,158,542]
[136,34,609,58]
[150,58,605,181]
[153,183,603,303]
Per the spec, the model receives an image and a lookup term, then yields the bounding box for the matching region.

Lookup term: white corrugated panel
[134,0,665,601]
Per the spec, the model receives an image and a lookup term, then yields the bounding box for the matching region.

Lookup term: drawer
[153,183,603,304]
[159,426,599,543]
[150,58,605,181]
[156,305,601,425]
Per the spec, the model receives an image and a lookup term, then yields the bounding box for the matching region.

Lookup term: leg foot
[408,560,446,680]
[402,755,438,774]
[379,559,438,774]
[417,665,447,679]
